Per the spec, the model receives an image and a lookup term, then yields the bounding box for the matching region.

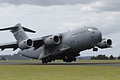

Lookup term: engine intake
[97,39,112,49]
[44,35,61,47]
[19,39,33,49]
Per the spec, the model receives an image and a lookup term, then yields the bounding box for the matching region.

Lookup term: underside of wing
[0,42,18,51]
[32,35,52,49]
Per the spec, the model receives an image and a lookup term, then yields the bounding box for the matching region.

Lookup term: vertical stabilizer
[0,23,36,43]
[11,23,29,43]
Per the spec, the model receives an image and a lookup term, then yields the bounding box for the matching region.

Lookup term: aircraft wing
[0,41,18,51]
[0,35,52,51]
[0,39,43,51]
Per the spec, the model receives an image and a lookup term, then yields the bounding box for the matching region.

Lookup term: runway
[0,61,120,66]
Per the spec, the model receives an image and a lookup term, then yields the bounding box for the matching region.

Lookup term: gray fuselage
[18,27,102,59]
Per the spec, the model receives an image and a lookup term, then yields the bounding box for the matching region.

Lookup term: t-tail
[0,23,36,49]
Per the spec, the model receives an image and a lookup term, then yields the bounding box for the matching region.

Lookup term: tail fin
[0,23,36,43]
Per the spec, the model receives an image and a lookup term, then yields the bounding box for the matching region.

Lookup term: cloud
[90,0,120,12]
[0,0,120,12]
[0,0,96,6]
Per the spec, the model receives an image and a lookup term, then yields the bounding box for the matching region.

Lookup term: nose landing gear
[93,47,98,52]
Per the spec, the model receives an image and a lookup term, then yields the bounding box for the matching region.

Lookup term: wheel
[42,60,45,64]
[63,56,76,63]
[93,48,98,51]
[42,58,48,64]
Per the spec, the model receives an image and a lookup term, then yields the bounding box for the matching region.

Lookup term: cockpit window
[88,29,93,32]
[88,27,98,32]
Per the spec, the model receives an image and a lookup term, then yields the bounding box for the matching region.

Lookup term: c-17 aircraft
[0,23,112,64]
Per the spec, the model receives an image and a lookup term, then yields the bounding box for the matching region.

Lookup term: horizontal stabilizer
[22,27,36,33]
[0,23,36,33]
[0,26,18,31]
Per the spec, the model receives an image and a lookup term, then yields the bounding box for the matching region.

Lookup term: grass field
[0,60,120,80]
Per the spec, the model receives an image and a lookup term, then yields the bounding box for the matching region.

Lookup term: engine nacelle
[19,39,33,49]
[97,39,112,49]
[44,35,61,47]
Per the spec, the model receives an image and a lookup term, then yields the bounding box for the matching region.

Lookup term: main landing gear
[63,56,76,63]
[42,56,76,64]
[42,57,55,64]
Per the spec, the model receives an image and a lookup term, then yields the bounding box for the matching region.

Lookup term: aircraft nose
[95,30,102,42]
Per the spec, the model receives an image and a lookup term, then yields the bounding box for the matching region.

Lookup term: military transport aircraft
[0,23,112,64]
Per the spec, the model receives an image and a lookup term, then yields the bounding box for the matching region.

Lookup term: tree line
[91,55,120,60]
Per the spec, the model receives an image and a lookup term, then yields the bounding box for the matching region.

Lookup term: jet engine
[44,35,61,47]
[19,39,33,49]
[97,39,112,49]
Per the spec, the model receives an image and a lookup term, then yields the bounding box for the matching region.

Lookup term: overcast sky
[0,0,120,57]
